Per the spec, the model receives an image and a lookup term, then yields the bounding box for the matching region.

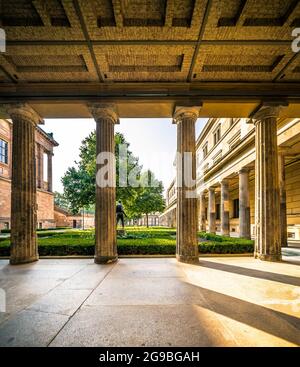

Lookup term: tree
[54,191,71,211]
[61,167,95,214]
[61,132,143,215]
[134,170,165,227]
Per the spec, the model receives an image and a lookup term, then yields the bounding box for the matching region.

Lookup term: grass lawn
[0,227,254,256]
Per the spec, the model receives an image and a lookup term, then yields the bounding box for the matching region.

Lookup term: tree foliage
[61,131,165,219]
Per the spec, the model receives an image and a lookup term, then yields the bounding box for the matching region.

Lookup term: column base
[94,255,118,264]
[221,231,230,237]
[239,235,251,240]
[10,254,39,265]
[254,253,282,262]
[176,254,199,264]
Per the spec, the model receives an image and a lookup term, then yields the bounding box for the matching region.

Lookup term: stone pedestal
[220,180,229,236]
[239,168,251,239]
[278,153,288,247]
[173,106,200,264]
[89,104,119,264]
[7,104,43,265]
[253,106,282,261]
[208,187,216,234]
[199,192,206,231]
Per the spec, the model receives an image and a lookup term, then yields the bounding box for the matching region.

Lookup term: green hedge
[1,226,70,234]
[198,231,254,245]
[0,241,253,256]
[0,229,254,256]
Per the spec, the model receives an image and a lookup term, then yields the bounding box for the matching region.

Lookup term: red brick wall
[37,191,55,228]
[0,118,57,230]
[0,178,11,229]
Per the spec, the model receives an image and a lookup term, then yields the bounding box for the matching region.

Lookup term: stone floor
[0,253,299,347]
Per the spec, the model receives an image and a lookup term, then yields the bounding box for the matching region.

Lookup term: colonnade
[5,102,286,265]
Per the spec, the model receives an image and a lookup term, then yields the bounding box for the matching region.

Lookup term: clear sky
[42,117,208,194]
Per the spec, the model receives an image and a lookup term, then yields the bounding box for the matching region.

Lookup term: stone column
[7,103,43,265]
[253,105,282,261]
[37,144,43,189]
[47,152,53,192]
[88,103,118,264]
[239,168,251,239]
[173,106,200,264]
[208,187,216,234]
[199,191,206,231]
[220,179,230,236]
[278,152,288,247]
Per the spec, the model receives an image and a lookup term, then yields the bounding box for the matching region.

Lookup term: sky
[42,117,208,194]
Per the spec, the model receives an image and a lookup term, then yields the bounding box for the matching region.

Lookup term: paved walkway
[0,255,299,347]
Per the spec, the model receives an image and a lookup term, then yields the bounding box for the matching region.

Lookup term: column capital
[172,105,201,124]
[208,186,215,192]
[252,103,288,122]
[238,167,250,174]
[87,103,119,124]
[220,178,229,185]
[5,103,44,125]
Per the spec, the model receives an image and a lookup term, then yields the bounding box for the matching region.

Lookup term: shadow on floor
[183,280,300,346]
[197,260,300,287]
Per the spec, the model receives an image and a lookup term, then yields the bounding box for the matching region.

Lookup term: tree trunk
[146,214,149,228]
[82,208,85,230]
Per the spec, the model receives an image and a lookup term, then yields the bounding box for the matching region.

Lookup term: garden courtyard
[0,227,300,347]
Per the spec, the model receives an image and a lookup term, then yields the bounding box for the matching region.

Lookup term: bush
[199,241,253,254]
[0,240,253,257]
[0,229,254,256]
[198,231,254,246]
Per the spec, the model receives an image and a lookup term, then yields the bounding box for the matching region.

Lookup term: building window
[213,125,221,145]
[233,199,239,218]
[216,204,220,220]
[202,143,208,158]
[0,139,8,164]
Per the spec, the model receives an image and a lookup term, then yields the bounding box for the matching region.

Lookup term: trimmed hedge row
[0,241,254,256]
[0,226,69,234]
[198,231,254,245]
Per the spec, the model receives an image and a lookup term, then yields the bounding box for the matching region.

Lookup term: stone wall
[286,160,300,226]
[36,191,55,229]
[0,178,11,230]
[0,118,57,230]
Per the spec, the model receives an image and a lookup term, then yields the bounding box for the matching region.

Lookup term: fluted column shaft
[278,153,288,247]
[89,104,118,264]
[199,192,206,231]
[47,152,53,192]
[208,187,216,234]
[254,106,281,261]
[239,168,251,239]
[8,104,43,265]
[37,144,43,189]
[174,106,200,264]
[220,180,230,236]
